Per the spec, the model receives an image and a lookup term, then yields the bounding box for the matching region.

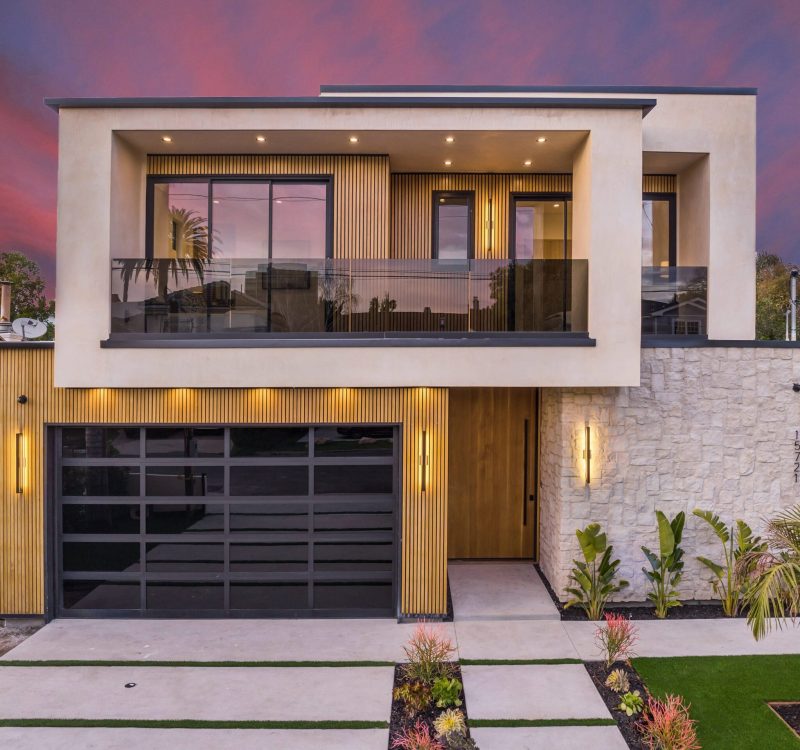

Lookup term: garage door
[54,425,398,617]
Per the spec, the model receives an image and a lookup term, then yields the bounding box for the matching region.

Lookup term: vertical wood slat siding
[643,174,676,193]
[391,173,573,259]
[0,348,447,617]
[147,155,390,260]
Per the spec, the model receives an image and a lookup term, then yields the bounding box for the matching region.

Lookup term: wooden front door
[447,388,537,559]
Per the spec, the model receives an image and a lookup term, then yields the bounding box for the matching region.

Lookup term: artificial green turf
[0,659,393,668]
[460,658,581,666]
[0,719,388,730]
[633,655,800,749]
[469,718,616,727]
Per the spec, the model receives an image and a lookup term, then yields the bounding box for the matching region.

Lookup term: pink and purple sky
[2,0,798,296]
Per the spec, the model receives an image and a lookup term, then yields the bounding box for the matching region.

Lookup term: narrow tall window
[433,192,473,260]
[642,193,676,267]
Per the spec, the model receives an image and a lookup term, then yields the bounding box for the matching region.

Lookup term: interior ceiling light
[161,135,172,143]
[445,136,455,143]
[523,160,533,167]
[349,135,359,143]
[444,159,452,166]
[537,136,547,143]
[256,135,266,142]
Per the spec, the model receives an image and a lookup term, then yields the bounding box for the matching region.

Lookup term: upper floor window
[642,193,676,267]
[510,196,572,260]
[432,192,474,260]
[148,178,331,260]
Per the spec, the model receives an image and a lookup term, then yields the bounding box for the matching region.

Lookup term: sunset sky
[2,0,798,296]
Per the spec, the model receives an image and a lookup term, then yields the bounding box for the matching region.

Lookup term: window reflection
[152,182,209,259]
[434,193,473,260]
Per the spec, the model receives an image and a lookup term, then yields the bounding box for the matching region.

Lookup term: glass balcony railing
[110,257,588,337]
[641,266,707,336]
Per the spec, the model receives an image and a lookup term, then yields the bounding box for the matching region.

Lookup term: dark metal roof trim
[44,95,656,115]
[320,84,758,96]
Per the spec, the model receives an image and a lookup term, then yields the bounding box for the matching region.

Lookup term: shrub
[403,623,455,684]
[393,681,433,717]
[693,509,766,617]
[605,667,631,694]
[565,523,629,620]
[391,719,445,750]
[642,511,685,618]
[638,694,700,750]
[431,677,463,708]
[617,690,644,716]
[595,612,638,668]
[443,735,478,750]
[433,708,467,738]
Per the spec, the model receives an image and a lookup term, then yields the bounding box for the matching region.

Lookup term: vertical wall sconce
[15,432,26,494]
[583,423,592,485]
[420,429,429,493]
[487,196,494,255]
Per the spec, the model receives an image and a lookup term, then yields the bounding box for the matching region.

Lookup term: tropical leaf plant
[642,510,685,618]
[737,504,800,641]
[693,509,766,616]
[564,523,629,620]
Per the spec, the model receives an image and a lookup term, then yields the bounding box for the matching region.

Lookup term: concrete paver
[461,664,611,720]
[1,617,455,663]
[0,666,393,722]
[0,727,390,749]
[455,619,580,661]
[470,726,628,749]
[449,562,560,620]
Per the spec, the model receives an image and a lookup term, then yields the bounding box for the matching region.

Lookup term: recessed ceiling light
[444,160,452,166]
[349,135,359,143]
[256,135,266,142]
[523,160,533,167]
[161,135,172,143]
[445,135,455,143]
[537,136,547,143]
[439,197,445,203]
[213,199,220,204]
[553,203,560,208]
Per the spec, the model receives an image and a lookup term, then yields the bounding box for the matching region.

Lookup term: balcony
[641,266,707,336]
[110,258,588,339]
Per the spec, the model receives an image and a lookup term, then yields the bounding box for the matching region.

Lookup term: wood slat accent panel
[447,388,536,558]
[643,174,676,193]
[391,173,572,259]
[0,348,447,617]
[147,155,390,259]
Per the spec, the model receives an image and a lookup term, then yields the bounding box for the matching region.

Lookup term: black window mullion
[223,427,231,612]
[139,426,146,610]
[308,427,315,610]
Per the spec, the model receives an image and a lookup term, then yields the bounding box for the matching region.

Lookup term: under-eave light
[537,136,547,143]
[349,135,359,143]
[523,160,533,167]
[256,135,266,142]
[444,160,452,167]
[161,135,172,143]
[445,135,455,143]
[583,423,592,485]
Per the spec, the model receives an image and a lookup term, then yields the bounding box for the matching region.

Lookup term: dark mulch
[584,660,649,750]
[770,703,800,737]
[534,563,740,620]
[389,662,472,748]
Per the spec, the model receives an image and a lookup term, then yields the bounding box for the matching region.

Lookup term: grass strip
[0,719,388,730]
[460,658,581,666]
[0,660,393,668]
[470,718,616,728]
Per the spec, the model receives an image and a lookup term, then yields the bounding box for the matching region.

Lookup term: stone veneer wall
[538,346,800,602]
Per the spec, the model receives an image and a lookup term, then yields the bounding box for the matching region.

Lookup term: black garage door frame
[45,423,402,620]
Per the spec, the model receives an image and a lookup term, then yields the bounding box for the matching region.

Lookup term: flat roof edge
[320,84,758,96]
[44,95,656,115]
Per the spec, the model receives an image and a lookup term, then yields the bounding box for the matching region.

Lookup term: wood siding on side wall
[147,154,390,259]
[642,174,676,193]
[0,348,447,617]
[391,173,573,259]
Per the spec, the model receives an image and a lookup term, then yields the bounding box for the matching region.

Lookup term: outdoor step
[471,726,628,750]
[0,727,390,750]
[0,666,393,722]
[462,664,611,720]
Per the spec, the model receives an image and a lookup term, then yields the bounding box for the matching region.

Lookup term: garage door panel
[55,425,398,617]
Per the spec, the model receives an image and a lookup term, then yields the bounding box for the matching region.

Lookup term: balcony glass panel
[111,258,588,336]
[642,266,707,336]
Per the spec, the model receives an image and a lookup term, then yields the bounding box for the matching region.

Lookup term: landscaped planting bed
[770,703,800,738]
[584,660,649,749]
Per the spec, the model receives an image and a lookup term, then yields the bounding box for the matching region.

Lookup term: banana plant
[565,523,629,620]
[642,510,685,618]
[693,509,766,617]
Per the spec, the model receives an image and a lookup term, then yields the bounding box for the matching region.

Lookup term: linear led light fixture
[420,429,428,493]
[583,423,592,485]
[16,432,25,494]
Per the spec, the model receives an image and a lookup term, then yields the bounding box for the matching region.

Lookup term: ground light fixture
[16,432,26,494]
[583,423,592,485]
[420,429,429,493]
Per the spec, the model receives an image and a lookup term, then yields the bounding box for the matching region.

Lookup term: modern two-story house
[1,84,795,623]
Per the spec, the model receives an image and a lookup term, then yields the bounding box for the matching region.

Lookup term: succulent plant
[605,667,630,694]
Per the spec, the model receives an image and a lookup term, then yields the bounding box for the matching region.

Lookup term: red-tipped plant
[594,612,638,668]
[638,694,700,750]
[391,718,446,750]
[403,623,455,684]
